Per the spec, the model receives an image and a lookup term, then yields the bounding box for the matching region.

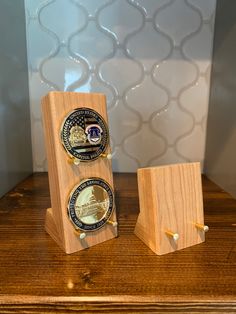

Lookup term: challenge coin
[61,108,109,162]
[68,178,114,232]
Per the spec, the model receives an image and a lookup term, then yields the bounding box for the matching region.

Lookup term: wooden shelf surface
[0,173,236,313]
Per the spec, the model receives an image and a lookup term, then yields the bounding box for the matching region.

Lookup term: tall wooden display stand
[135,162,208,255]
[42,92,117,254]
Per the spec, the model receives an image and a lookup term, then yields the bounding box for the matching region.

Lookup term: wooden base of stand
[135,162,207,255]
[45,208,118,254]
[45,208,63,251]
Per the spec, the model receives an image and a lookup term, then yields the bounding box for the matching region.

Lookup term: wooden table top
[0,173,236,313]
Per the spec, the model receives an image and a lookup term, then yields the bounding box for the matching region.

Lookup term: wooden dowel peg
[101,153,112,160]
[74,230,86,240]
[165,230,179,241]
[195,223,209,232]
[107,220,118,227]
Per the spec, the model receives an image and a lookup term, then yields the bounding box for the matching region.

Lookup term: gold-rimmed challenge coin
[68,178,114,232]
[61,108,109,162]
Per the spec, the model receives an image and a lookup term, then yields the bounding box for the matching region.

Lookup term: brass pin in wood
[195,223,209,232]
[74,230,86,240]
[68,157,80,165]
[107,220,118,227]
[165,230,179,241]
[101,153,112,160]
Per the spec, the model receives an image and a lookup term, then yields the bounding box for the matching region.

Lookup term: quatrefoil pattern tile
[25,0,216,172]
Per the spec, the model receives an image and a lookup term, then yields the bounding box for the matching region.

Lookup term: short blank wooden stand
[134,162,207,255]
[42,92,117,254]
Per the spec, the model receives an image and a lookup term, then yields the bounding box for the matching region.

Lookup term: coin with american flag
[61,108,109,161]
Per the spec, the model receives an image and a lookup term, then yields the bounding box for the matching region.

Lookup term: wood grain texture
[41,92,117,254]
[0,173,236,313]
[135,162,205,255]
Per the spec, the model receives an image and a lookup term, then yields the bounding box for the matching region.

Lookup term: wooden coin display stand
[42,91,117,254]
[135,162,208,255]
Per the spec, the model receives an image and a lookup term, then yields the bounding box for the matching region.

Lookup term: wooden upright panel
[42,92,117,254]
[135,162,207,255]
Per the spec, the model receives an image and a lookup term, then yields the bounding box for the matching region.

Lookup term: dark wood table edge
[0,295,236,312]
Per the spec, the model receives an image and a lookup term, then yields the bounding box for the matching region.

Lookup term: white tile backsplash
[25,0,216,172]
[155,0,202,47]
